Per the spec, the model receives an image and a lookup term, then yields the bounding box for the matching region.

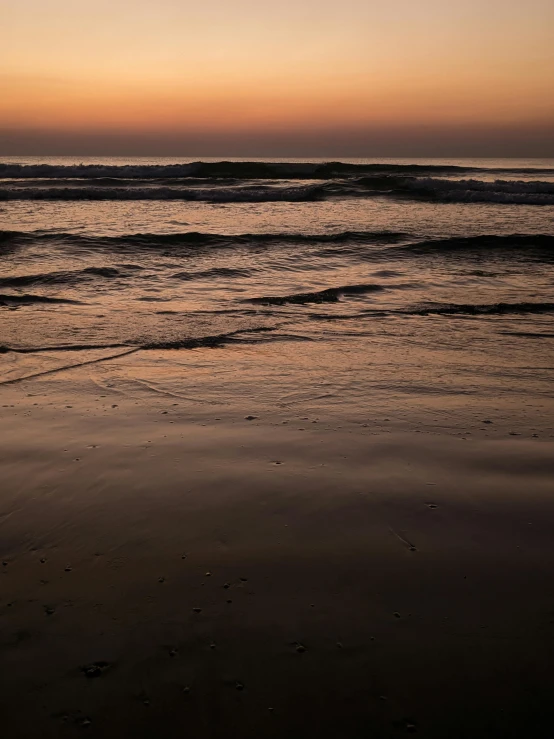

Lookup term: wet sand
[2,367,554,738]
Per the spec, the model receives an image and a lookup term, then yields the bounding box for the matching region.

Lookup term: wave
[246,283,389,306]
[2,175,553,204]
[0,183,327,202]
[401,302,554,316]
[354,175,554,205]
[0,228,411,252]
[396,234,554,257]
[0,327,315,359]
[306,301,554,321]
[0,161,506,180]
[0,266,122,288]
[0,293,80,305]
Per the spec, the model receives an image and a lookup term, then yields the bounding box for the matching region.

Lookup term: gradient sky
[2,0,553,156]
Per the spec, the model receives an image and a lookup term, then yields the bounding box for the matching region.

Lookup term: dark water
[1,157,553,415]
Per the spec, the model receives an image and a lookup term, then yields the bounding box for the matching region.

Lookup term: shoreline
[2,367,554,737]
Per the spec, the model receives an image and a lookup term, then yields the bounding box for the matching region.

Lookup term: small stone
[235,682,244,691]
[169,649,178,657]
[268,707,274,712]
[205,571,212,577]
[40,558,46,563]
[182,686,190,694]
[295,644,306,653]
[81,661,110,678]
[406,722,417,733]
[223,582,230,589]
[482,420,492,424]
[158,577,165,583]
[2,561,7,567]
[394,612,401,618]
[77,717,92,728]
[245,416,257,421]
[240,577,248,582]
[181,554,187,559]
[44,606,55,615]
[210,642,216,649]
[65,566,72,572]
[426,503,438,509]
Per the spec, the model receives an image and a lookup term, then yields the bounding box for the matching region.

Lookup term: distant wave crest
[0,160,499,180]
[2,174,553,204]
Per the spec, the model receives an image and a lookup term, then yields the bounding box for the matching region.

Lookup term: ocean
[2,157,554,738]
[1,156,553,432]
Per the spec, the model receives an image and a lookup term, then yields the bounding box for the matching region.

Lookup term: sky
[2,0,553,156]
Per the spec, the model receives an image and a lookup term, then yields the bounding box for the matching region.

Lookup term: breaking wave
[0,161,506,180]
[0,183,327,202]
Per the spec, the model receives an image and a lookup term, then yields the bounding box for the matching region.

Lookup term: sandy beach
[1,353,554,738]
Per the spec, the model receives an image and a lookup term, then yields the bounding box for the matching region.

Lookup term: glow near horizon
[2,0,553,155]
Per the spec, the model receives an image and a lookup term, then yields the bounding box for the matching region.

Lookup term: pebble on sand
[245,416,258,421]
[81,661,111,678]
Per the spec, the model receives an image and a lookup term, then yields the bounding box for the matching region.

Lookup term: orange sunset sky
[2,0,553,156]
